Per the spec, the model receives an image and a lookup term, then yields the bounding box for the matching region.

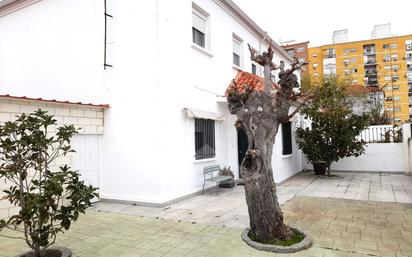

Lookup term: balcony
[363,45,376,55]
[363,50,376,55]
[364,61,377,66]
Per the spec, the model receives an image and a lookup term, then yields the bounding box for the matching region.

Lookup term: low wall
[304,143,405,173]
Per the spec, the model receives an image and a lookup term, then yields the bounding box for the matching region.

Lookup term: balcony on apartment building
[364,56,377,66]
[363,45,376,55]
[323,49,336,59]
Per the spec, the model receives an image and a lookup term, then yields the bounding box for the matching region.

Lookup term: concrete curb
[241,227,313,253]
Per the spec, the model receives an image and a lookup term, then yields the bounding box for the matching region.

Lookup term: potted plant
[296,78,369,176]
[0,110,98,257]
[218,166,236,188]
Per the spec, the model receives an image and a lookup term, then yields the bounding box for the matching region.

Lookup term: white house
[0,0,303,216]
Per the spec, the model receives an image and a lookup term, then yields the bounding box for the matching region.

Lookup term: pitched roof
[347,84,382,95]
[0,94,110,108]
[0,0,40,17]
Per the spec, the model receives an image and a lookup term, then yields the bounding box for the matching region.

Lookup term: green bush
[296,78,370,175]
[0,110,98,257]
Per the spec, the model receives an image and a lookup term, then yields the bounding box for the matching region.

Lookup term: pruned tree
[226,45,309,242]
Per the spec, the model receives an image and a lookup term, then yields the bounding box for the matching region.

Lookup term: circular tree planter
[241,227,313,253]
[16,247,71,257]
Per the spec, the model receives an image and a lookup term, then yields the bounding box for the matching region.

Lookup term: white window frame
[232,34,243,68]
[192,3,211,54]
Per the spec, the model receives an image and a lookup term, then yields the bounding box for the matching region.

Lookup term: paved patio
[1,172,412,257]
[93,172,412,228]
[1,195,412,257]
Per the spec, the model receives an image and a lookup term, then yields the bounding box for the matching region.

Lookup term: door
[71,135,101,202]
[237,128,248,178]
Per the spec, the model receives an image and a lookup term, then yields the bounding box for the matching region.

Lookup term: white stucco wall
[0,0,302,205]
[303,143,405,173]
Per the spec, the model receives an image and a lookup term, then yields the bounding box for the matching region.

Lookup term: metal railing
[358,125,402,143]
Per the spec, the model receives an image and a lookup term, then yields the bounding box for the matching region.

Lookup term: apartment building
[282,41,309,77]
[308,34,412,123]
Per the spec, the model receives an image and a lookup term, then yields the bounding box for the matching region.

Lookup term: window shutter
[233,39,241,55]
[192,12,205,33]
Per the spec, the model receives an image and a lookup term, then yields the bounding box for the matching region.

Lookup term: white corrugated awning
[183,107,225,121]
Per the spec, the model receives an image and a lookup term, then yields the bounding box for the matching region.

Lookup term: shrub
[0,110,98,257]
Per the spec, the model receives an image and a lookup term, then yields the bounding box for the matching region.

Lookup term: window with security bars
[233,37,241,66]
[195,118,215,160]
[192,10,206,48]
[281,122,292,155]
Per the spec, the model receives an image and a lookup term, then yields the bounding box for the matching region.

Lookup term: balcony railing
[363,50,376,55]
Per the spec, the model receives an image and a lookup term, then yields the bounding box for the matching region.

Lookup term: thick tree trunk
[241,128,291,241]
[227,46,306,242]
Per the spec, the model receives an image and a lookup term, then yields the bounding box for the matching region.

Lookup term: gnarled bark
[227,46,307,242]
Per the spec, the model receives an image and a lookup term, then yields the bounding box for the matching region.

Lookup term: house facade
[0,0,303,216]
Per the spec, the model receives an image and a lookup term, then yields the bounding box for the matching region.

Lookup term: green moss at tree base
[248,230,305,246]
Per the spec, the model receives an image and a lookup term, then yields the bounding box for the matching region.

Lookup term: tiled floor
[1,196,412,257]
[2,172,412,257]
[92,172,412,228]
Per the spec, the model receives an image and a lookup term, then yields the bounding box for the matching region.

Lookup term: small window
[192,8,207,48]
[391,54,398,61]
[350,58,357,63]
[281,122,292,155]
[312,63,318,69]
[394,96,401,101]
[296,47,305,53]
[312,53,318,58]
[393,75,399,81]
[233,36,242,67]
[383,44,390,49]
[251,63,257,75]
[298,57,305,63]
[390,43,398,49]
[384,76,392,81]
[194,118,215,160]
[286,49,295,57]
[351,68,357,73]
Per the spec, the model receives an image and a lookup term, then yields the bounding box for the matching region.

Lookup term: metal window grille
[195,118,215,160]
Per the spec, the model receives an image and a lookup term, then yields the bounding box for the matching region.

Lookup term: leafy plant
[381,126,402,143]
[0,110,98,257]
[219,166,234,178]
[296,78,370,176]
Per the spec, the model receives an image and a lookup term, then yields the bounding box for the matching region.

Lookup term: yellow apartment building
[308,35,412,123]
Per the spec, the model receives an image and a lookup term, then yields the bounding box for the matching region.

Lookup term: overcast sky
[233,0,412,47]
